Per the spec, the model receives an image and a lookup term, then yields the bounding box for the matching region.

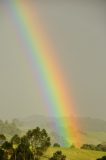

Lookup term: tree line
[81,143,106,152]
[0,127,66,160]
[0,127,50,160]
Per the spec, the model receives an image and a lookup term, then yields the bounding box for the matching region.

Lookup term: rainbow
[3,1,82,147]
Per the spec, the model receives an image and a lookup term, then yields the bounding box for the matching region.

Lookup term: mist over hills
[1,115,106,146]
[20,115,106,132]
[18,115,106,145]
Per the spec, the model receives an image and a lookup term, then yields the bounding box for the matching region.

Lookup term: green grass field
[42,147,106,160]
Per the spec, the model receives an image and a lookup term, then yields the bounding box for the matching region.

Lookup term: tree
[70,144,75,149]
[81,144,96,150]
[0,148,5,160]
[12,135,34,160]
[11,134,21,149]
[49,151,66,160]
[2,141,13,160]
[53,143,60,147]
[26,127,51,160]
[15,144,33,160]
[0,134,6,146]
[10,135,21,160]
[96,144,106,152]
[2,141,12,150]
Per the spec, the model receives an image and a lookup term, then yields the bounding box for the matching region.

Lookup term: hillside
[42,147,106,160]
[3,116,106,146]
[19,115,106,146]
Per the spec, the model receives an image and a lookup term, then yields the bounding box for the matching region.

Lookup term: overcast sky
[0,0,106,120]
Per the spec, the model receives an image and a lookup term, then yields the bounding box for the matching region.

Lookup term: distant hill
[79,117,106,132]
[18,115,106,146]
[20,115,106,131]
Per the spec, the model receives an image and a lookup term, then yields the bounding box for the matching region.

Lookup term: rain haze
[0,0,106,120]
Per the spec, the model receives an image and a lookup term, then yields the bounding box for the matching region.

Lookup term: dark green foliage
[2,141,12,150]
[81,144,96,150]
[2,141,13,160]
[81,143,106,152]
[0,134,6,146]
[96,144,106,152]
[15,142,33,160]
[11,135,34,160]
[0,126,51,160]
[21,135,30,148]
[26,127,51,160]
[27,127,51,150]
[97,156,106,160]
[0,148,5,160]
[50,151,66,160]
[11,134,21,146]
[53,143,60,147]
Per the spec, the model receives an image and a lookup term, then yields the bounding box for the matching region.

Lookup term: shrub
[97,156,106,160]
[53,143,60,147]
[50,151,66,160]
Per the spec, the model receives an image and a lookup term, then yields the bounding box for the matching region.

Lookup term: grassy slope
[42,147,106,160]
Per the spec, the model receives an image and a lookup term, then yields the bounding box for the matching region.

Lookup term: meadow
[43,147,106,160]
